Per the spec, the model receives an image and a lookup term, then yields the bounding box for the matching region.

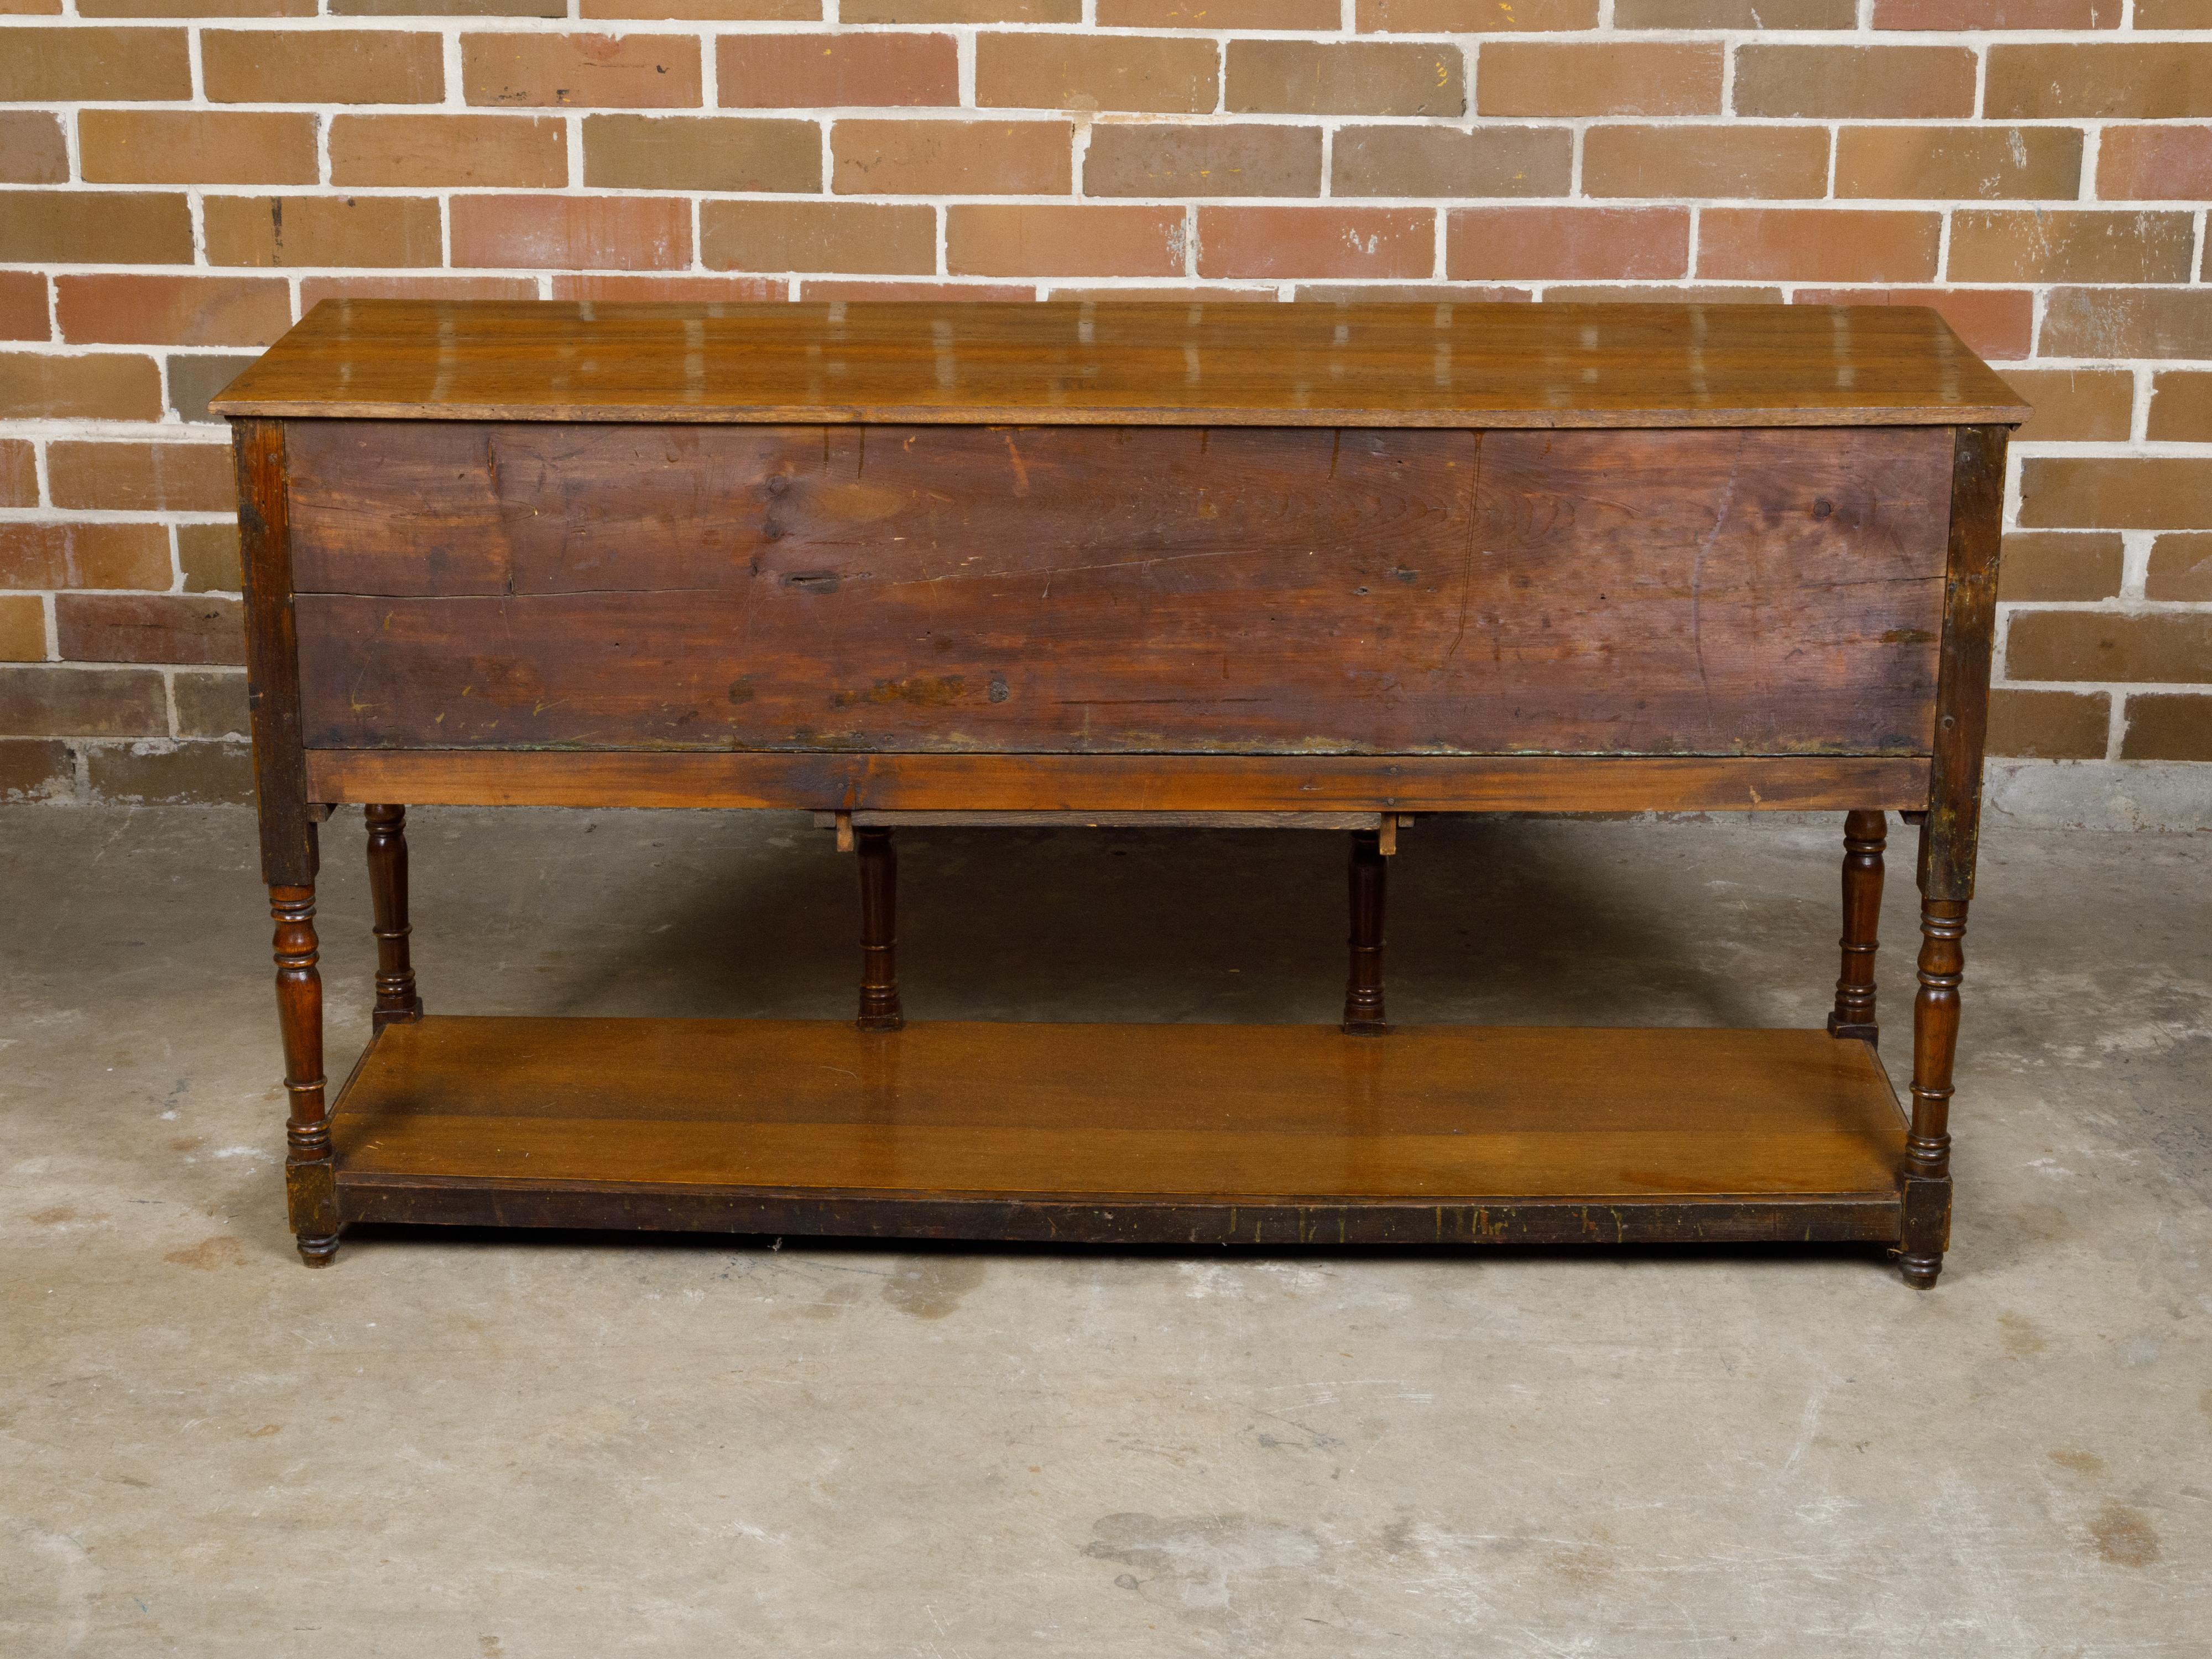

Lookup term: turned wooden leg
[1901,894,1968,1288]
[1342,828,1387,1034]
[1828,809,1886,1046]
[856,826,904,1031]
[272,884,338,1266]
[365,804,422,1030]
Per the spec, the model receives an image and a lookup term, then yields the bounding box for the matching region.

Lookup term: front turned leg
[1901,896,1968,1288]
[365,804,423,1030]
[855,827,904,1031]
[1828,810,1886,1045]
[272,884,338,1266]
[1342,828,1387,1034]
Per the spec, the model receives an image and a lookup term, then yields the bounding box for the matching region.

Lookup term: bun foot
[296,1233,340,1267]
[1899,1251,1943,1288]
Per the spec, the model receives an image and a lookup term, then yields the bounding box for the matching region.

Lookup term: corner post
[1828,810,1887,1045]
[856,826,904,1031]
[1342,827,1387,1034]
[366,804,423,1029]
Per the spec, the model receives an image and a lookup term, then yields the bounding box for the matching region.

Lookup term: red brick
[1333,126,1571,199]
[1998,369,2134,442]
[0,191,193,264]
[330,115,569,189]
[833,119,1073,195]
[1834,126,2084,202]
[583,0,819,14]
[48,442,232,513]
[702,201,937,274]
[1295,284,1532,302]
[1361,0,1596,25]
[1196,207,1435,280]
[58,594,245,667]
[1986,690,2109,760]
[0,524,173,591]
[797,279,1035,299]
[55,275,292,348]
[300,277,542,308]
[1734,46,1976,119]
[1616,0,1850,18]
[2041,290,2212,361]
[205,196,443,269]
[1051,284,1279,300]
[550,275,787,301]
[1987,46,2212,121]
[1949,210,2195,285]
[2006,612,2212,683]
[451,196,692,272]
[1477,44,1720,119]
[0,113,69,184]
[2018,458,2212,531]
[720,32,958,108]
[0,273,43,342]
[1582,127,1828,200]
[1793,288,2032,363]
[1701,211,1940,285]
[0,440,35,508]
[1997,531,2124,602]
[1448,207,1688,281]
[0,666,170,738]
[79,111,320,186]
[462,33,703,108]
[1085,123,1323,198]
[2147,372,2212,444]
[1873,0,2116,21]
[2097,128,2212,202]
[979,33,1218,114]
[1542,284,1782,304]
[0,27,191,100]
[0,739,73,802]
[0,353,163,421]
[203,28,444,104]
[843,0,1079,17]
[582,116,821,192]
[2119,696,2212,763]
[948,205,1185,278]
[1227,41,1464,118]
[1105,0,1337,22]
[2145,534,2212,602]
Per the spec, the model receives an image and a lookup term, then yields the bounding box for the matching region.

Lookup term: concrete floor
[2,804,2207,1655]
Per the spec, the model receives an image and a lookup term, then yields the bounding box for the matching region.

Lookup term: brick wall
[2,0,2209,804]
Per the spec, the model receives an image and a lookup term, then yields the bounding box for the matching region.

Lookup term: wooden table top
[211,299,2028,429]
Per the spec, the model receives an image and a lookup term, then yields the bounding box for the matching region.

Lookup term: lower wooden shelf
[328,1017,1910,1246]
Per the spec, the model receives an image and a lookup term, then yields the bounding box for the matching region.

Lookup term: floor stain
[1999,1312,2047,1357]
[2049,1449,2106,1475]
[2086,1500,2162,1568]
[880,1257,986,1319]
[28,1207,75,1225]
[163,1236,246,1271]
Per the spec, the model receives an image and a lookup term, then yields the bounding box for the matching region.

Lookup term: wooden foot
[1900,894,1967,1287]
[272,883,339,1265]
[366,804,422,1030]
[1827,809,1886,1046]
[856,826,904,1031]
[1342,828,1387,1034]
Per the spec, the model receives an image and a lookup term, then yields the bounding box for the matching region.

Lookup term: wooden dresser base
[328,1016,1910,1249]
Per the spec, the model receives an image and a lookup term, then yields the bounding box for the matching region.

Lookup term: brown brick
[2145,534,2212,602]
[0,440,34,509]
[1477,44,1720,118]
[1701,211,1939,284]
[1107,0,1337,22]
[2135,0,2212,18]
[1050,284,1279,300]
[2006,612,2212,684]
[703,201,936,274]
[1997,531,2124,602]
[48,442,232,513]
[79,111,320,187]
[1986,690,2109,760]
[1295,283,1532,302]
[331,115,568,188]
[204,28,443,104]
[174,672,251,741]
[1998,369,2133,443]
[1835,127,2083,202]
[1616,0,1851,19]
[451,195,691,271]
[0,354,163,421]
[1873,0,2116,20]
[1736,46,1975,119]
[463,32,701,107]
[178,523,242,593]
[550,275,786,301]
[719,32,958,108]
[0,524,172,592]
[2119,696,2212,763]
[1084,123,1322,198]
[1543,283,1782,304]
[1227,41,1463,118]
[1196,207,1434,280]
[2041,290,2212,361]
[1582,126,1828,200]
[0,1,63,13]
[332,0,562,12]
[0,114,68,184]
[1448,207,1688,281]
[583,116,820,192]
[1362,0,1595,25]
[59,594,243,667]
[2098,127,2212,202]
[1333,126,1571,199]
[2019,458,2212,531]
[833,119,1073,195]
[0,598,48,664]
[0,739,73,803]
[0,666,169,738]
[2148,372,2212,444]
[798,279,1035,299]
[84,0,317,12]
[87,740,253,804]
[1948,210,2194,285]
[844,0,1079,17]
[0,27,191,100]
[1987,46,2212,120]
[300,276,542,307]
[55,275,291,348]
[978,33,1218,114]
[1794,288,2033,363]
[948,205,1184,278]
[585,0,820,14]
[0,192,193,264]
[205,196,443,269]
[169,353,263,424]
[0,273,43,342]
